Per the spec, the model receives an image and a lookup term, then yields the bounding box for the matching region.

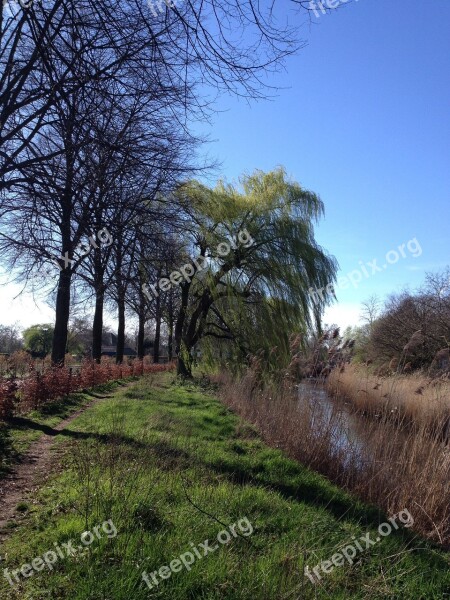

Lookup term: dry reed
[327,363,450,436]
[216,367,450,546]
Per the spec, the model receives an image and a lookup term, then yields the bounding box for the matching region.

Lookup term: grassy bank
[0,380,126,480]
[0,373,449,599]
[218,369,450,546]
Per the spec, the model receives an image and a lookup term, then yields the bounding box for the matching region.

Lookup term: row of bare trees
[0,0,313,365]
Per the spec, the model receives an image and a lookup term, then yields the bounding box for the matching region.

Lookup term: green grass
[0,373,449,599]
[0,379,127,479]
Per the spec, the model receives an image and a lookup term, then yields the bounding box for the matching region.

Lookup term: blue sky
[1,0,449,329]
[194,0,450,328]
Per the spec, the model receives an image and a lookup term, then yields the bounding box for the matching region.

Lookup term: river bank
[217,368,450,546]
[327,364,450,438]
[1,373,449,599]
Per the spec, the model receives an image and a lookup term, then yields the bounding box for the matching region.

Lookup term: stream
[296,380,412,469]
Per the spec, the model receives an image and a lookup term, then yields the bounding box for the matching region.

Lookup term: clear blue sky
[1,0,449,329]
[194,0,450,328]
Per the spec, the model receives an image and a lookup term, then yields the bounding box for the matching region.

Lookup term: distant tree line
[352,269,450,373]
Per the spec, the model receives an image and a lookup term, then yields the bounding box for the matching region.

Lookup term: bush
[0,361,175,417]
[0,378,18,419]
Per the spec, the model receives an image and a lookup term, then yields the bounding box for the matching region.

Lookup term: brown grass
[327,363,450,436]
[215,367,450,546]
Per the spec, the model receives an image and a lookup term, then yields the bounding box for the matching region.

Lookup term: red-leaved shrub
[0,360,175,417]
[0,378,18,419]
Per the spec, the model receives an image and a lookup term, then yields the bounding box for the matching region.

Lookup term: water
[296,380,413,470]
[297,381,366,466]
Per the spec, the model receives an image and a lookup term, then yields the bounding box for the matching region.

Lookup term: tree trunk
[168,318,173,362]
[153,294,161,363]
[114,230,126,365]
[137,310,145,359]
[137,271,147,359]
[92,286,104,363]
[177,349,193,378]
[116,296,125,363]
[52,268,72,365]
[92,243,105,363]
[174,282,191,376]
[167,291,174,362]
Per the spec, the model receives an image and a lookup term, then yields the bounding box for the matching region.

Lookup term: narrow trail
[0,392,114,539]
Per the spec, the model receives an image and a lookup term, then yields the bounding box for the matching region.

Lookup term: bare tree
[1,0,314,365]
[0,13,199,363]
[360,294,381,332]
[368,269,450,370]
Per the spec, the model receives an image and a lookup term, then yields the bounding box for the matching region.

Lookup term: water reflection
[297,381,408,470]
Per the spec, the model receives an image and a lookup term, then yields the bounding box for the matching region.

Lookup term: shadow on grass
[0,424,17,477]
[37,393,89,418]
[81,390,115,400]
[38,385,117,418]
[0,385,121,478]
[207,456,436,549]
[5,416,148,450]
[206,456,389,532]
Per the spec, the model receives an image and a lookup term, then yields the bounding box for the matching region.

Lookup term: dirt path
[0,396,105,539]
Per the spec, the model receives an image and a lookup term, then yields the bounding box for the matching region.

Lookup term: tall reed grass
[216,364,450,546]
[327,363,450,436]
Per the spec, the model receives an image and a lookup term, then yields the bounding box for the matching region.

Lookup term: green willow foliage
[175,168,338,375]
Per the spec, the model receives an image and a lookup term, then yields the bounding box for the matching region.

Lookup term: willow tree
[172,168,338,377]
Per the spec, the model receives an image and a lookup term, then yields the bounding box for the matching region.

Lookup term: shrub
[0,378,18,419]
[1,360,175,417]
[8,350,33,378]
